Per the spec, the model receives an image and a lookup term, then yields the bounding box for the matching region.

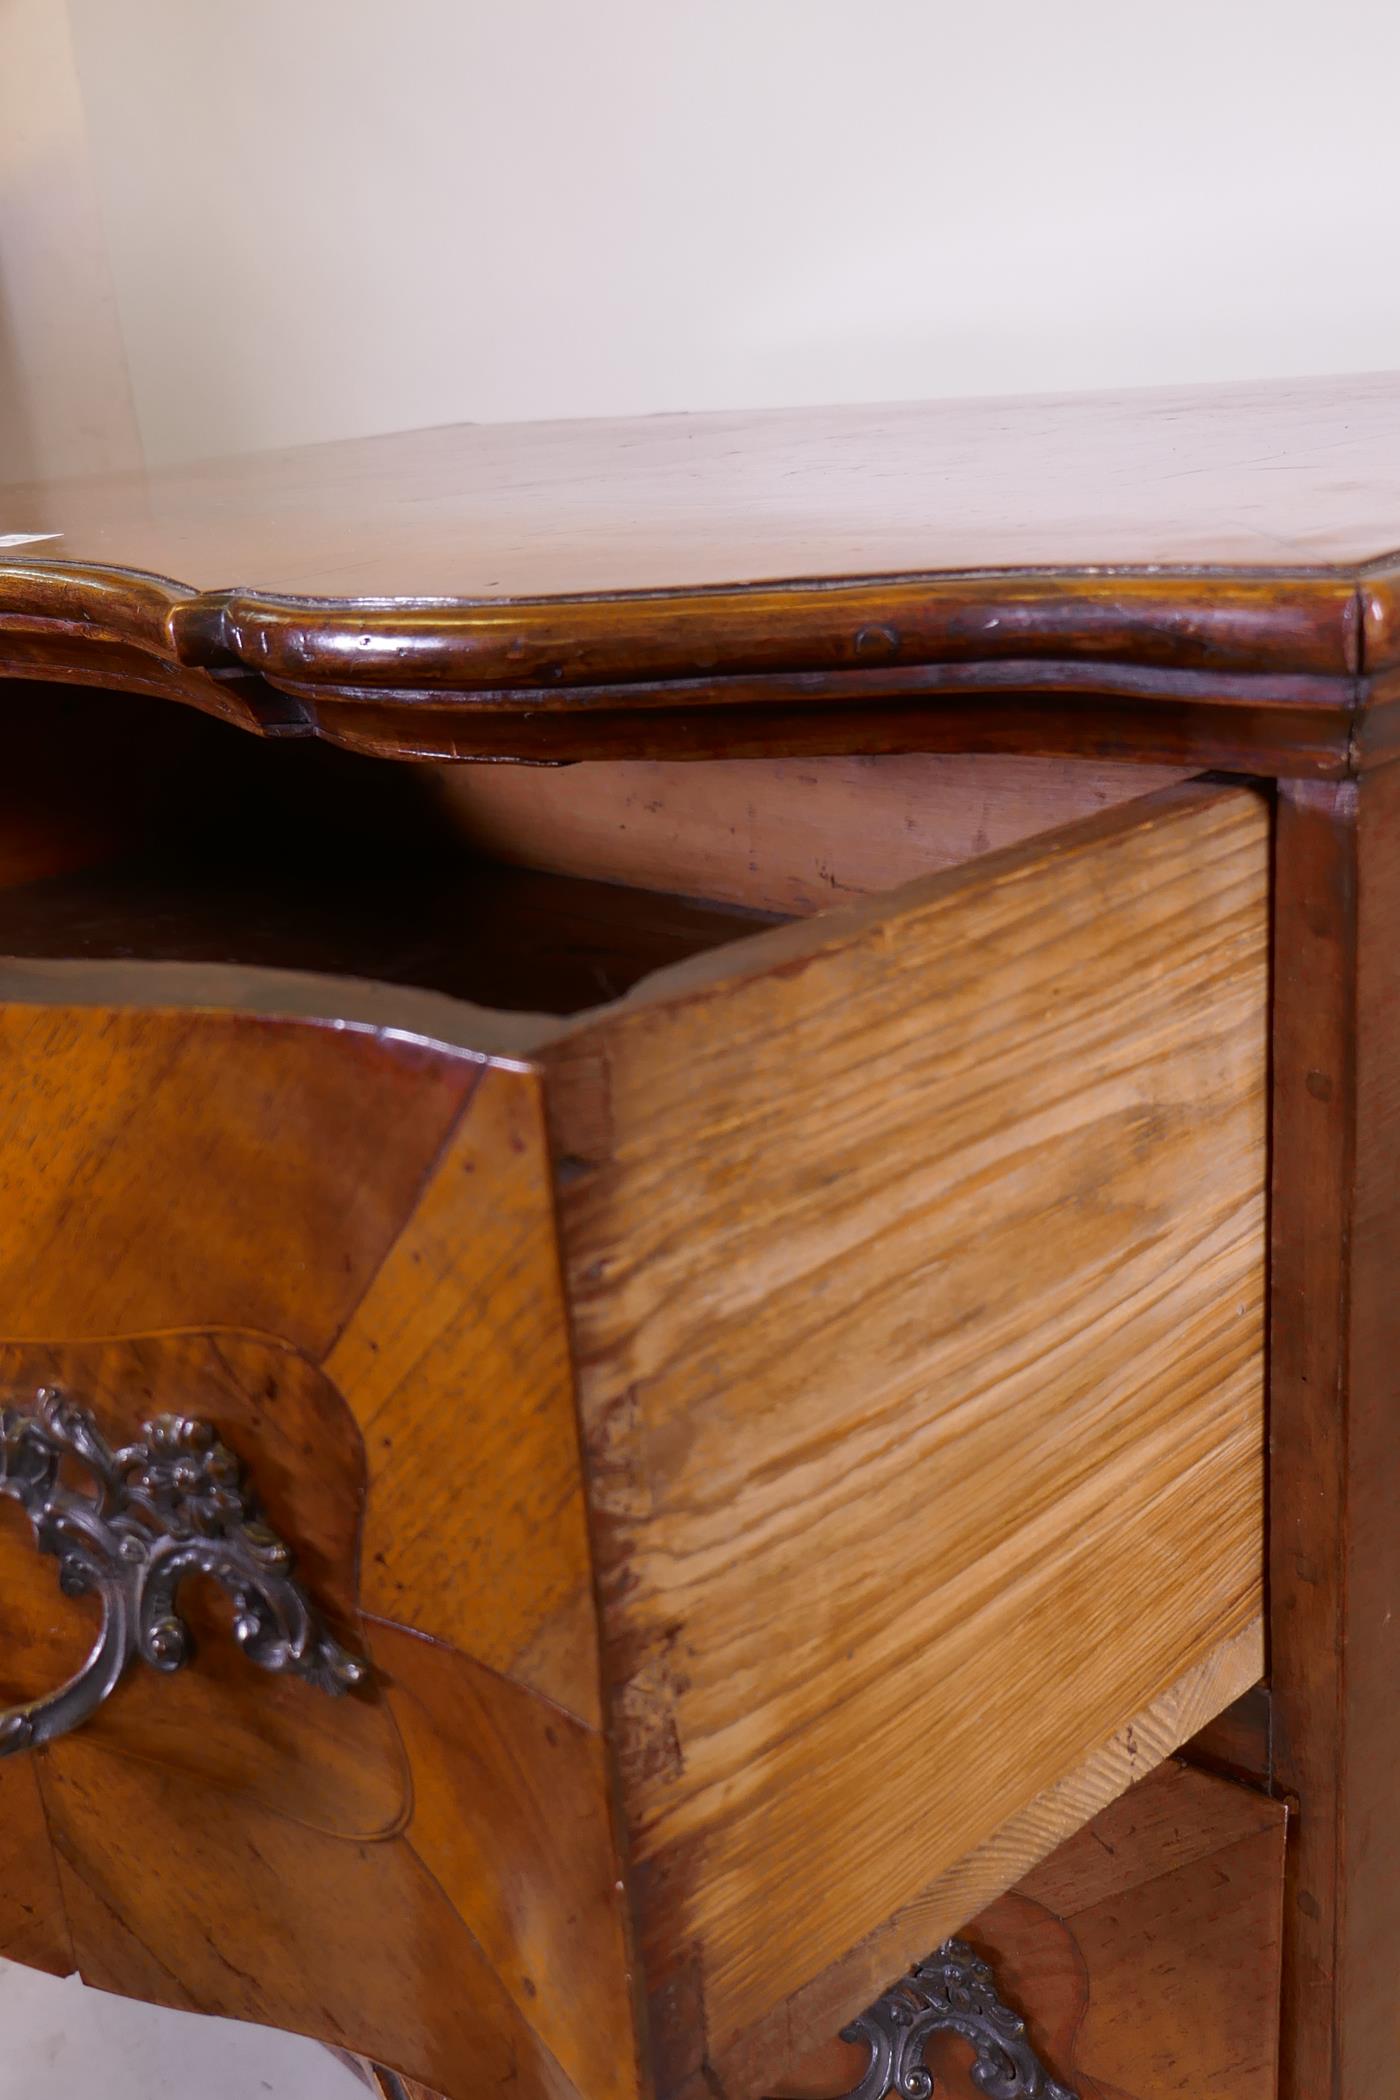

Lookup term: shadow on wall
[0,275,37,485]
[0,0,145,490]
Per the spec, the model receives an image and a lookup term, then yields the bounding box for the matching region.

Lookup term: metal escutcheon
[834,1940,1077,2100]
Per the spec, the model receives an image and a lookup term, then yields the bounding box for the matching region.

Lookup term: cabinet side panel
[547,784,1269,2091]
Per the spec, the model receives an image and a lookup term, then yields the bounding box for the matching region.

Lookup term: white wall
[0,0,140,481]
[35,0,1400,467]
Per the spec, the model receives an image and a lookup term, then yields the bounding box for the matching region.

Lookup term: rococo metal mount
[0,1395,1073,2100]
[0,1387,366,1753]
[834,1941,1077,2100]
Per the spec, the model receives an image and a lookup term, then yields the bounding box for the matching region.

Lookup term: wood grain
[957,1801,1286,2100]
[773,1761,1287,2100]
[1270,774,1356,2100]
[38,1703,555,2094]
[380,1621,637,2100]
[326,1064,602,1726]
[723,1621,1262,2100]
[29,1619,634,2100]
[0,556,1366,773]
[545,781,1269,2091]
[0,976,630,2093]
[0,967,600,1741]
[1268,761,1400,2100]
[0,1000,479,1353]
[435,754,1192,915]
[0,1748,71,1978]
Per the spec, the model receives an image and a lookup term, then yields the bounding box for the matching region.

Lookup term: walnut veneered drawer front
[0,779,1268,2100]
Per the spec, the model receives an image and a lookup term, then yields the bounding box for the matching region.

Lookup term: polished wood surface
[354,1757,1284,2100]
[0,551,1373,772]
[3,376,1400,771]
[6,373,1400,592]
[324,1066,602,1723]
[0,1751,71,1981]
[0,1001,475,1352]
[1267,760,1400,2100]
[545,781,1268,2094]
[44,1619,629,2100]
[775,1760,1287,2100]
[0,989,633,2098]
[1,379,1397,2100]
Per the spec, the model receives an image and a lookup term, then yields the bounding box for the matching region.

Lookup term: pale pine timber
[542,781,1269,2093]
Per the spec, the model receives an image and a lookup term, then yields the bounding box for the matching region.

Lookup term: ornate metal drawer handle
[0,1388,367,1755]
[835,1940,1076,2100]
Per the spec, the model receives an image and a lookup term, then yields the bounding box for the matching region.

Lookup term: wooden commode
[0,372,1394,2099]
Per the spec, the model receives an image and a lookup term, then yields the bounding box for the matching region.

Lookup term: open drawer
[0,732,1268,2100]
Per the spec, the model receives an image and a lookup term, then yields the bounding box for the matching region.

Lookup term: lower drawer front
[0,779,1268,2100]
[0,1026,628,2100]
[772,1760,1288,2100]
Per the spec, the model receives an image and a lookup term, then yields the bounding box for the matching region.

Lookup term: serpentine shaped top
[3,373,1400,771]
